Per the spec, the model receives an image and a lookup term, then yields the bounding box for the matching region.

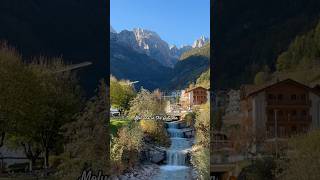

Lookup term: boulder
[149,148,165,164]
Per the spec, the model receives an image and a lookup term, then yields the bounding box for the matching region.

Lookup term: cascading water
[153,121,194,180]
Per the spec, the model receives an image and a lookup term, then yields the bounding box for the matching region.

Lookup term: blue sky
[111,0,210,47]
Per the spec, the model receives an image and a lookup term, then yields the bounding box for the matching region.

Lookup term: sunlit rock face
[192,36,209,48]
[111,27,178,67]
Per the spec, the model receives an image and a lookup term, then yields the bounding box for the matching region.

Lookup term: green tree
[254,65,271,85]
[57,80,109,179]
[7,58,83,172]
[110,76,136,115]
[128,88,166,118]
[0,43,27,149]
[0,43,83,172]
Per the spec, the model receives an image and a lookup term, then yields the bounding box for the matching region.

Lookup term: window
[301,94,306,100]
[278,94,283,100]
[291,94,297,100]
[301,110,307,116]
[268,94,274,100]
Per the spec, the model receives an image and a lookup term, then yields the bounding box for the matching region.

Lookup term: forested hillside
[254,20,320,86]
[213,0,320,89]
[110,41,172,90]
[168,43,210,89]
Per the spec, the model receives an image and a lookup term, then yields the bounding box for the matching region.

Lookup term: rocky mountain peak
[110,26,208,67]
[192,36,209,48]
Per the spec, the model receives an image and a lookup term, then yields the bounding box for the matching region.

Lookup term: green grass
[110,118,130,136]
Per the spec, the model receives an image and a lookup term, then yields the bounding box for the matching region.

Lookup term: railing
[267,115,312,123]
[267,100,311,106]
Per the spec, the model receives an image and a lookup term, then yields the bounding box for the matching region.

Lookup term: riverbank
[109,164,160,180]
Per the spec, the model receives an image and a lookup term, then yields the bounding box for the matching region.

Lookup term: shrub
[277,130,320,180]
[110,123,143,174]
[238,157,276,180]
[140,119,170,147]
[191,103,210,179]
[184,112,196,127]
[191,147,210,180]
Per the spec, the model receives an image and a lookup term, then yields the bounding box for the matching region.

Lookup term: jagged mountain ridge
[111,26,209,67]
[111,28,177,67]
[169,45,192,59]
[110,26,210,90]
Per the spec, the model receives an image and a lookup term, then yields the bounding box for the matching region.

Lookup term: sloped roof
[185,86,208,93]
[246,79,319,97]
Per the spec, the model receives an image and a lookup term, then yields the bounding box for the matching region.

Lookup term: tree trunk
[44,147,49,169]
[21,142,41,173]
[29,159,33,172]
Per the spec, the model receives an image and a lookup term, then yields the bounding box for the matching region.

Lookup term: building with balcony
[180,86,209,109]
[240,79,320,147]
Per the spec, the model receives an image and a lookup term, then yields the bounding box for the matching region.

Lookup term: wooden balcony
[267,115,312,124]
[267,100,311,107]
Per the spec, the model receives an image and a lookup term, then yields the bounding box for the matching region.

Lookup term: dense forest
[254,20,320,86]
[213,0,320,89]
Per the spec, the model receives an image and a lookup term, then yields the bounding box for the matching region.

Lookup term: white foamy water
[153,121,194,180]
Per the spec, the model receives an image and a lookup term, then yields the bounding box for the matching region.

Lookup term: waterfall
[166,150,186,165]
[164,121,190,166]
[167,128,184,138]
[153,120,194,180]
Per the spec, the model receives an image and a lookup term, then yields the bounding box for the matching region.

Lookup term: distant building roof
[185,86,208,93]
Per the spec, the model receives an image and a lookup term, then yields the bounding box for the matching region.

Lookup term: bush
[184,112,196,127]
[191,147,210,180]
[110,118,130,137]
[140,119,170,147]
[277,130,320,180]
[238,157,276,180]
[191,103,210,179]
[110,123,143,174]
